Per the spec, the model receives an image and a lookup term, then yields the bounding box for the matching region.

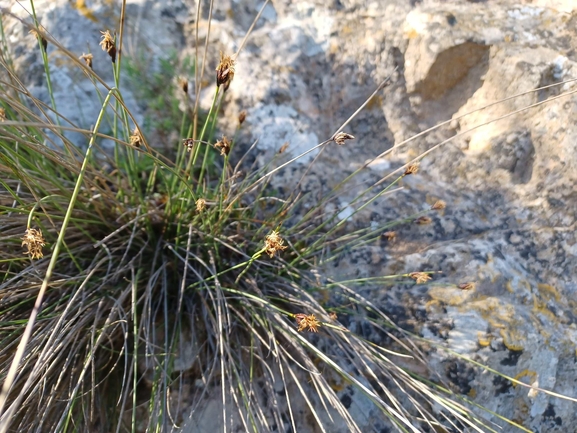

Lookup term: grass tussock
[1,2,576,433]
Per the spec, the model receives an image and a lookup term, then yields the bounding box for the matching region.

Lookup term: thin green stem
[0,89,115,433]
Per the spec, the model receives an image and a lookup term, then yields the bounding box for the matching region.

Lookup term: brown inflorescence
[183,138,195,152]
[333,132,355,146]
[29,28,47,51]
[404,162,419,176]
[21,228,46,260]
[79,53,93,68]
[178,77,189,94]
[382,231,396,241]
[410,272,432,284]
[216,52,235,90]
[415,216,432,225]
[432,200,446,210]
[129,128,143,148]
[196,198,207,213]
[215,136,232,156]
[295,314,321,333]
[264,230,287,258]
[99,30,116,62]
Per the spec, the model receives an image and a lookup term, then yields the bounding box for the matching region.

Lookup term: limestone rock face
[3,0,577,431]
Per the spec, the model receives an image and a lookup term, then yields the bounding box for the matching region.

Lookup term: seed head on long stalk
[216,52,235,91]
[99,30,116,62]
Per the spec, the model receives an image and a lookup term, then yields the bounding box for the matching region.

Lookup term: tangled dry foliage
[1,2,574,433]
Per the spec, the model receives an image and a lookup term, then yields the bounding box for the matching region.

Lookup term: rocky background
[2,0,577,431]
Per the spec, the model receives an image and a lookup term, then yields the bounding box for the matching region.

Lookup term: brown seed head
[329,312,338,321]
[178,77,189,94]
[183,138,195,151]
[459,282,475,291]
[410,272,432,284]
[129,127,143,148]
[382,231,396,241]
[0,108,5,122]
[29,28,47,51]
[333,132,355,146]
[196,198,207,213]
[22,228,46,260]
[278,142,289,154]
[415,216,432,225]
[404,162,419,176]
[238,110,247,125]
[295,314,321,333]
[264,229,288,258]
[431,200,446,210]
[99,30,116,62]
[215,136,232,156]
[79,53,93,68]
[216,52,235,90]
